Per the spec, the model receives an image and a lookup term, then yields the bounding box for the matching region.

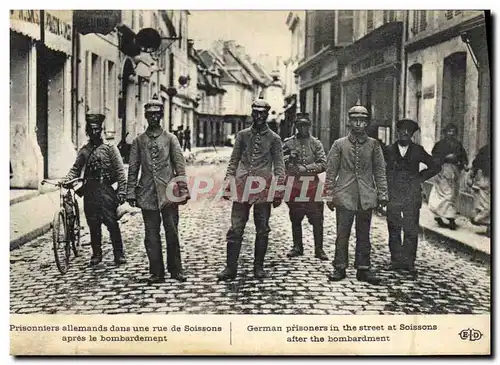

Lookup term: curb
[10,222,52,251]
[419,226,490,263]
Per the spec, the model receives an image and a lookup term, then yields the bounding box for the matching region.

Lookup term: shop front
[39,10,76,180]
[339,22,403,145]
[10,10,42,189]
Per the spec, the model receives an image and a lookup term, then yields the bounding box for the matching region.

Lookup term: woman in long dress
[428,123,468,230]
[468,143,491,236]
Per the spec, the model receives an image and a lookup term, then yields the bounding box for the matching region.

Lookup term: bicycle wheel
[71,199,81,257]
[52,210,71,274]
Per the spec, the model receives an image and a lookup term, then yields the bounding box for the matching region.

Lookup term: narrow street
[9,157,490,315]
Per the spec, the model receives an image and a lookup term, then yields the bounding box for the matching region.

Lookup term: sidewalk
[419,203,490,259]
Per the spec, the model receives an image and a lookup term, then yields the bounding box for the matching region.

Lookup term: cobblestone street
[10,159,490,315]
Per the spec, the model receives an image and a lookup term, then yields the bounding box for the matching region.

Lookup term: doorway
[36,46,66,178]
[441,52,467,141]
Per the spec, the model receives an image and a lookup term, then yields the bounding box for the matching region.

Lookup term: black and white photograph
[8,8,491,356]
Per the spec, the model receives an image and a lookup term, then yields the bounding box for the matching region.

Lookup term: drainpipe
[402,10,409,119]
[72,22,80,148]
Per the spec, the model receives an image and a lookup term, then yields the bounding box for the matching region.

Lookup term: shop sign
[43,10,73,56]
[10,10,41,40]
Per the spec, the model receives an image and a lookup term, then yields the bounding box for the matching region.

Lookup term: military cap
[251,98,271,112]
[348,100,369,118]
[295,112,312,126]
[85,113,105,127]
[396,118,419,134]
[144,94,164,113]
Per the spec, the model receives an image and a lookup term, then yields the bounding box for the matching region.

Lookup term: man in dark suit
[384,119,440,279]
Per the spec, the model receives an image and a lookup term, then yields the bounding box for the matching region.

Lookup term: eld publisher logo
[459,328,483,341]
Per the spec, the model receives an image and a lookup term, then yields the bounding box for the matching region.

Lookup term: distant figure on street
[283,113,328,261]
[127,96,190,284]
[217,98,285,281]
[428,123,468,230]
[467,143,491,237]
[384,119,440,279]
[177,125,184,148]
[183,126,192,152]
[64,114,127,266]
[324,101,388,285]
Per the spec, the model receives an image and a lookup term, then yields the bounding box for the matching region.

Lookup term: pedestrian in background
[183,126,192,152]
[127,96,190,284]
[384,119,440,279]
[324,101,388,285]
[217,98,285,281]
[467,143,491,237]
[428,123,468,230]
[177,125,184,148]
[283,112,328,261]
[64,114,127,266]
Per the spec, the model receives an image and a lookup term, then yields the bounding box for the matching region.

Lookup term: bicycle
[41,177,83,274]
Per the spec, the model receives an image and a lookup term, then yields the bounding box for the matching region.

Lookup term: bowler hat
[295,113,312,125]
[396,119,419,134]
[85,114,105,126]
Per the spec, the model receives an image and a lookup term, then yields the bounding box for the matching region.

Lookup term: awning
[10,10,41,40]
[44,10,73,56]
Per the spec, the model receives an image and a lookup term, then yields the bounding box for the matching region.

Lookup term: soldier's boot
[90,246,102,266]
[111,237,127,266]
[287,223,304,258]
[254,235,269,279]
[312,223,328,261]
[88,223,102,266]
[327,268,346,282]
[217,240,241,281]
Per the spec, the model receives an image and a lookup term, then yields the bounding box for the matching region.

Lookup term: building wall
[77,32,121,148]
[10,32,42,188]
[405,21,481,156]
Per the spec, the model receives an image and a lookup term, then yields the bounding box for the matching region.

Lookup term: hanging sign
[73,10,121,35]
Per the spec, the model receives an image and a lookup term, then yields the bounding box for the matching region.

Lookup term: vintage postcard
[9,9,491,356]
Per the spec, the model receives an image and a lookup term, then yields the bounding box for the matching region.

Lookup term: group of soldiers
[216,98,440,284]
[64,93,439,286]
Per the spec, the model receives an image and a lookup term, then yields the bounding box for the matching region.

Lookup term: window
[139,11,144,29]
[411,10,427,34]
[367,10,374,32]
[337,10,354,45]
[383,10,396,23]
[152,12,159,30]
[91,53,101,112]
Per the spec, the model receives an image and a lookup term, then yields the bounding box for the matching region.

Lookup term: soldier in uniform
[127,96,189,284]
[64,114,127,266]
[283,113,328,260]
[217,98,286,281]
[324,101,388,285]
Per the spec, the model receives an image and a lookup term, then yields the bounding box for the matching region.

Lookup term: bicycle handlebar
[41,177,83,188]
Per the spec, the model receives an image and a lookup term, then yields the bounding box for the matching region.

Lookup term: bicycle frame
[41,178,82,241]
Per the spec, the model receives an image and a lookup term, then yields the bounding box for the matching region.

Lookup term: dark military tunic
[283,134,326,202]
[66,141,126,256]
